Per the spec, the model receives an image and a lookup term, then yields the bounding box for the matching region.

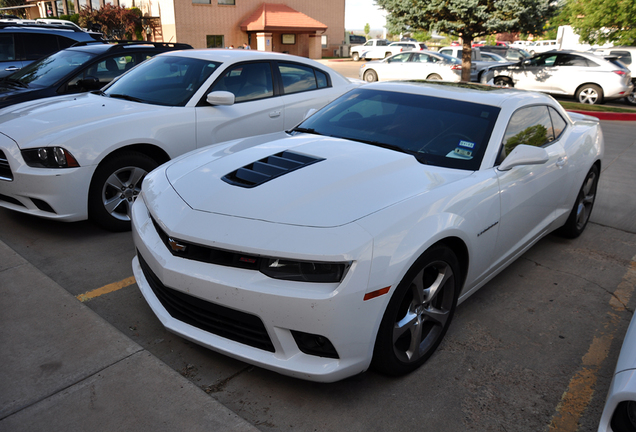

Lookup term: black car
[0,22,104,77]
[0,41,192,109]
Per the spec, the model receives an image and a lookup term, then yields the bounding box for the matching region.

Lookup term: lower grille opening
[0,193,25,207]
[138,252,275,352]
[31,198,56,213]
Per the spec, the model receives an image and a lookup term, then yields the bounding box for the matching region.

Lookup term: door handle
[269,110,281,118]
[4,66,19,72]
[556,156,566,167]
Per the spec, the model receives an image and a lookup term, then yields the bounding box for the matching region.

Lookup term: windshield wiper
[2,78,28,88]
[107,93,145,103]
[287,126,323,136]
[351,138,430,164]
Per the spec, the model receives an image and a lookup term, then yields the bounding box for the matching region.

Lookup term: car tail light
[613,70,627,76]
[450,65,462,70]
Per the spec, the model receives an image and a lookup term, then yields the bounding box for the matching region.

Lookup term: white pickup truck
[350,39,403,61]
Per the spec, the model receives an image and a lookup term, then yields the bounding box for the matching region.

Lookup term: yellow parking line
[548,259,636,431]
[76,276,137,303]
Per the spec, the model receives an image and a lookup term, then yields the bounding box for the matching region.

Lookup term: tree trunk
[461,37,473,82]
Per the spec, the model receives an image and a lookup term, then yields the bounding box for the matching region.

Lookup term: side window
[57,36,76,50]
[211,62,273,102]
[0,34,15,61]
[387,53,410,63]
[501,106,555,160]
[555,54,590,67]
[278,63,324,95]
[21,33,60,60]
[548,107,567,140]
[610,50,632,66]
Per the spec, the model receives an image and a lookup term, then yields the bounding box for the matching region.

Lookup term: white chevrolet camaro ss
[131,81,603,382]
[0,49,360,231]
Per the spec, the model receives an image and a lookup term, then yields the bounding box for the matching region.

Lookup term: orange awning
[240,3,327,33]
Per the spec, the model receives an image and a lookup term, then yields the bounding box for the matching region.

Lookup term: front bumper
[0,135,92,221]
[131,188,389,382]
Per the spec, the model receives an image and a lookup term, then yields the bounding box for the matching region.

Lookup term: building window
[193,0,211,4]
[281,34,296,45]
[218,0,235,4]
[207,35,224,48]
[321,35,327,48]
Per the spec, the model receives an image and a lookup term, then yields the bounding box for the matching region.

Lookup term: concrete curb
[0,240,258,432]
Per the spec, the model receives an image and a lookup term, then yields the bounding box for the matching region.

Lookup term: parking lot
[1,72,636,429]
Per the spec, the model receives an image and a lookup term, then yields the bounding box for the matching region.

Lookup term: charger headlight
[22,147,80,168]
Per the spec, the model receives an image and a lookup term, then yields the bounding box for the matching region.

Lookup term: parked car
[0,41,192,109]
[480,51,509,63]
[350,39,402,61]
[527,39,558,55]
[359,50,463,82]
[389,41,428,52]
[479,45,531,61]
[131,81,603,382]
[35,18,84,31]
[0,22,103,77]
[483,50,633,105]
[593,46,636,105]
[598,312,636,432]
[0,50,361,231]
[437,46,489,81]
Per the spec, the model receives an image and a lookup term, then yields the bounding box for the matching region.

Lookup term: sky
[345,0,387,31]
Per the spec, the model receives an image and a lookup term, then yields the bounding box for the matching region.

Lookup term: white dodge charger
[131,81,603,382]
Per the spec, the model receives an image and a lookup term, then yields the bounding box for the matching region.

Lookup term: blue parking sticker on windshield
[458,140,475,149]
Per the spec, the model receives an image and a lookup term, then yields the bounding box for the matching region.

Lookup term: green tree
[364,22,371,38]
[375,0,556,81]
[562,0,636,45]
[79,4,141,40]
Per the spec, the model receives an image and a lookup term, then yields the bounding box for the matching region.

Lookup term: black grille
[0,150,12,181]
[222,150,324,188]
[138,252,275,352]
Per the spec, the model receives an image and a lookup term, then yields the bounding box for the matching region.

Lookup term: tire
[363,69,378,82]
[576,84,604,105]
[88,151,158,232]
[427,73,442,81]
[352,52,360,62]
[625,87,636,106]
[372,244,461,376]
[557,165,599,239]
[494,76,513,87]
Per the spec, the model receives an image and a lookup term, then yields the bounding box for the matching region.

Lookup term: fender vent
[222,151,324,188]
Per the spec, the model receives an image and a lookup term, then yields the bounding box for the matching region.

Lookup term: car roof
[359,81,557,108]
[155,49,328,66]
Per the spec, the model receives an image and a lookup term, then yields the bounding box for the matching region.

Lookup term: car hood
[165,134,471,227]
[0,92,164,147]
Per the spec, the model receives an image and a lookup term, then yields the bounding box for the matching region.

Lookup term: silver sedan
[359,51,463,83]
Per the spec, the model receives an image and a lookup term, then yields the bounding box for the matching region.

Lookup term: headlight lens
[260,258,350,283]
[22,147,80,168]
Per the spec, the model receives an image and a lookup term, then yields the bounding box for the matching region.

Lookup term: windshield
[103,55,222,106]
[9,49,96,88]
[295,88,500,171]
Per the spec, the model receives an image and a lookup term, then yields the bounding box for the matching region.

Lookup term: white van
[527,40,558,55]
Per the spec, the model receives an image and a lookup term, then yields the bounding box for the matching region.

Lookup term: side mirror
[498,144,549,172]
[78,77,101,90]
[206,91,235,106]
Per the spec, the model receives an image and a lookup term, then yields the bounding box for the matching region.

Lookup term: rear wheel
[427,73,442,80]
[557,165,599,238]
[372,245,461,376]
[576,84,604,105]
[88,151,158,232]
[363,69,378,82]
[625,85,636,106]
[352,52,360,62]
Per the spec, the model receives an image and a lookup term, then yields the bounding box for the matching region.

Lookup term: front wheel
[557,165,599,239]
[352,52,360,62]
[576,84,604,105]
[363,69,378,82]
[494,76,513,87]
[88,151,158,231]
[372,245,461,376]
[427,73,442,81]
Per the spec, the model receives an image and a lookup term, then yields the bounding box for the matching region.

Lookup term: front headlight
[260,258,350,283]
[21,147,80,168]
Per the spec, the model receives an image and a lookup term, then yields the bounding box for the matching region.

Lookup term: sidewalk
[0,240,258,432]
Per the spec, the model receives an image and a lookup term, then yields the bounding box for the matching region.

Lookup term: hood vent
[222,150,324,188]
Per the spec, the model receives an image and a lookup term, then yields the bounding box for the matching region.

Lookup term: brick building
[32,0,345,59]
